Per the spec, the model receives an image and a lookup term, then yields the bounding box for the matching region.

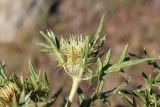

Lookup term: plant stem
[65,68,84,107]
[68,78,80,102]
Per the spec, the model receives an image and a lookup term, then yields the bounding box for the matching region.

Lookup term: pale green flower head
[60,35,88,65]
[40,15,105,80]
[60,35,91,78]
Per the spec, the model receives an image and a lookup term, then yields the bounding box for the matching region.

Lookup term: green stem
[65,68,84,107]
[68,78,80,102]
[65,78,80,107]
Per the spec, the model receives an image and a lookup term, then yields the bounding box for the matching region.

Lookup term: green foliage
[0,61,61,107]
[122,68,160,107]
[41,15,157,107]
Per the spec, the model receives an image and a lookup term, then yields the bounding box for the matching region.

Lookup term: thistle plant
[0,61,61,107]
[117,51,160,107]
[40,15,105,105]
[40,15,156,107]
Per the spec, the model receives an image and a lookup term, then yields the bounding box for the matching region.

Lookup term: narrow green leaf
[93,14,105,46]
[24,92,32,104]
[28,59,38,80]
[155,70,160,82]
[19,90,25,104]
[40,31,65,65]
[12,95,18,107]
[39,43,52,53]
[40,31,57,50]
[122,94,136,107]
[78,87,85,104]
[28,59,39,88]
[134,91,146,103]
[12,74,23,92]
[92,80,104,99]
[19,91,31,105]
[142,72,153,87]
[96,14,105,35]
[0,63,7,80]
[118,45,128,63]
[48,30,59,47]
[103,49,111,66]
[95,58,103,80]
[142,72,149,84]
[40,31,59,51]
[44,72,49,89]
[100,81,128,99]
[105,58,156,74]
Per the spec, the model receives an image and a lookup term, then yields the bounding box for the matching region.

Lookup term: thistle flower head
[41,15,105,80]
[60,35,91,78]
[61,35,86,64]
[0,82,18,107]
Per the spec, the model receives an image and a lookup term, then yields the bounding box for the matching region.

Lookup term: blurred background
[0,0,160,106]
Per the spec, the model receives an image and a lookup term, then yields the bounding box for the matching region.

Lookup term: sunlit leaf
[105,58,156,74]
